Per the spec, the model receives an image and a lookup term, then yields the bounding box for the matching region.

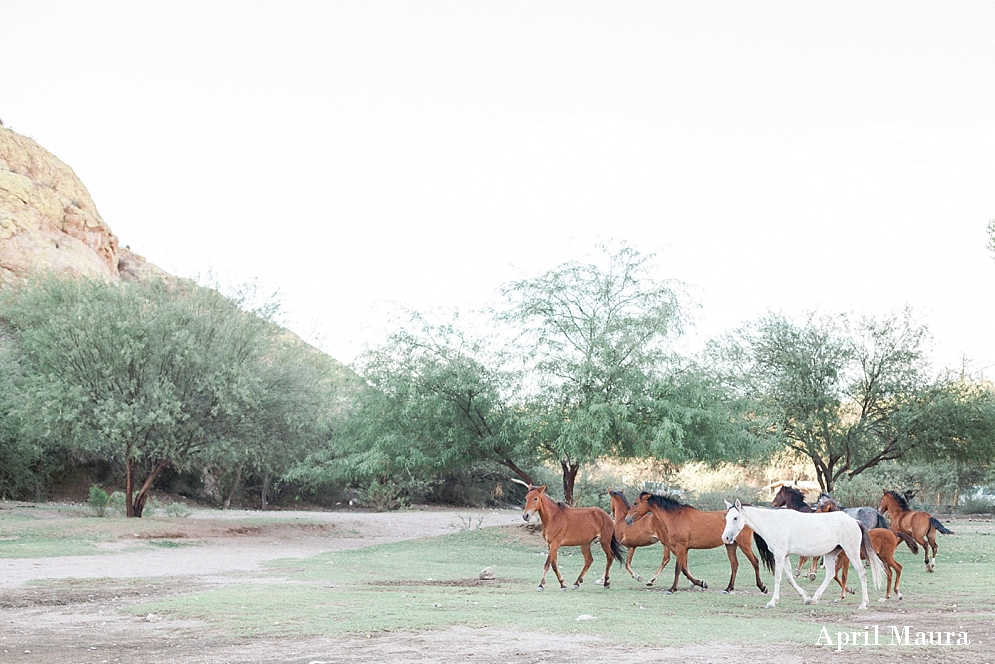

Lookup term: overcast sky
[2,1,993,372]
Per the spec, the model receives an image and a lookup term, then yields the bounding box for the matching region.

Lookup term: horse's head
[815,493,839,512]
[721,499,746,544]
[522,485,547,522]
[624,491,652,526]
[770,486,788,508]
[608,490,630,519]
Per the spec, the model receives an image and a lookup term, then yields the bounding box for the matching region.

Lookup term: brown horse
[879,490,953,572]
[816,499,919,601]
[608,489,671,585]
[770,485,820,580]
[625,492,768,594]
[521,484,625,590]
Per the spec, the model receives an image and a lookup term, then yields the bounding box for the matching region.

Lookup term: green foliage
[164,501,192,518]
[502,243,714,503]
[711,309,995,491]
[88,485,110,517]
[107,491,127,516]
[0,274,337,516]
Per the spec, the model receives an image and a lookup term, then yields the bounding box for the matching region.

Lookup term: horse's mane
[817,492,839,505]
[643,492,691,512]
[777,486,811,510]
[609,490,631,510]
[884,490,910,511]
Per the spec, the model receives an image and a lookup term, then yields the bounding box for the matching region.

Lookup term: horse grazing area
[1,502,993,664]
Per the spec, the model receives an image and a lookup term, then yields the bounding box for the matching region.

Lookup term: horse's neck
[537,493,565,520]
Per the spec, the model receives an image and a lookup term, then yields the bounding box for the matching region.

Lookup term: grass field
[130,520,994,647]
[2,505,993,654]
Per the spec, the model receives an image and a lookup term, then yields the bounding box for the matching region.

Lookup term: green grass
[4,505,993,648]
[127,524,995,646]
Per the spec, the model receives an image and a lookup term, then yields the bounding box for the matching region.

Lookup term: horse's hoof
[560,587,569,592]
[536,586,544,592]
[722,590,730,595]
[645,581,654,587]
[764,601,776,609]
[603,583,611,590]
[572,584,580,590]
[878,597,887,602]
[701,581,708,590]
[793,570,800,577]
[594,578,603,585]
[804,599,815,605]
[760,585,768,594]
[857,603,868,610]
[665,590,674,595]
[808,573,817,581]
[634,575,642,582]
[833,598,841,603]
[897,593,903,600]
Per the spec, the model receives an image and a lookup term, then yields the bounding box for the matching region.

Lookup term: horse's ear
[537,485,547,494]
[734,498,743,510]
[724,500,733,509]
[882,489,888,495]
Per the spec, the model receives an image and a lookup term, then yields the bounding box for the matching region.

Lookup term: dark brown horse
[521,484,625,590]
[625,492,768,594]
[608,489,671,586]
[816,499,918,601]
[770,485,820,580]
[879,490,953,572]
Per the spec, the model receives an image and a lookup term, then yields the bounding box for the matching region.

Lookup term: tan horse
[816,500,919,601]
[879,490,953,572]
[521,485,625,590]
[608,489,671,585]
[625,492,768,594]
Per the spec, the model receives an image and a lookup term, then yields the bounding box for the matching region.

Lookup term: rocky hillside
[0,125,163,284]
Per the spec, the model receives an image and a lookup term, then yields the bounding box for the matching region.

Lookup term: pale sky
[1,1,993,373]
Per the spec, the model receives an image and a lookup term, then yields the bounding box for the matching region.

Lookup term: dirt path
[1,505,991,663]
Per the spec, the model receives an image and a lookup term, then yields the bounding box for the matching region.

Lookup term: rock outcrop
[0,126,164,284]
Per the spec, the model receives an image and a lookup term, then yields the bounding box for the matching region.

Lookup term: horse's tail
[861,525,884,590]
[895,531,919,555]
[610,533,626,563]
[929,517,953,535]
[875,511,889,530]
[753,532,776,575]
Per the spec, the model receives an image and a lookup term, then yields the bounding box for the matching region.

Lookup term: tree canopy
[713,309,995,491]
[0,275,333,515]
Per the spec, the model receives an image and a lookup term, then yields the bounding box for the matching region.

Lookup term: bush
[165,501,193,518]
[88,485,110,517]
[107,491,127,516]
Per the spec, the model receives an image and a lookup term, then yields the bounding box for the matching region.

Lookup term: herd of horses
[515,481,954,610]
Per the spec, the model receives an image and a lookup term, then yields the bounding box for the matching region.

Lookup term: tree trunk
[128,459,170,518]
[223,462,244,510]
[497,458,534,486]
[561,460,580,506]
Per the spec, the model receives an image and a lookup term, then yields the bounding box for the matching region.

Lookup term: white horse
[722,499,884,610]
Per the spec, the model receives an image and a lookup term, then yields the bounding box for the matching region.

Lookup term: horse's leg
[927,527,938,572]
[540,542,566,591]
[738,540,768,594]
[572,541,594,589]
[891,556,902,600]
[667,547,689,593]
[808,556,819,581]
[841,542,871,609]
[783,553,814,604]
[599,533,615,590]
[678,548,707,590]
[624,545,641,582]
[723,543,739,593]
[794,556,807,578]
[646,545,669,586]
[808,550,836,605]
[765,554,787,609]
[833,553,848,603]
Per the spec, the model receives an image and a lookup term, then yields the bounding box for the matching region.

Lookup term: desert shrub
[88,484,110,517]
[165,501,193,518]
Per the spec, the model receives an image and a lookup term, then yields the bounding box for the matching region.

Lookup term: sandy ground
[1,505,991,664]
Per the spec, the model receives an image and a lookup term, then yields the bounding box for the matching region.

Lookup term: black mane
[643,491,691,512]
[609,490,631,510]
[884,490,910,511]
[775,485,813,512]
